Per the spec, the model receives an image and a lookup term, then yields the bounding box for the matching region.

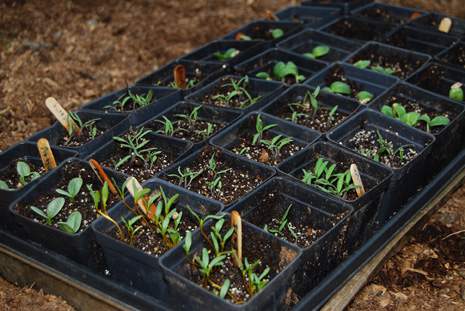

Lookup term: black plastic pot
[160,212,302,311]
[27,110,128,158]
[234,48,327,85]
[436,41,465,72]
[368,82,465,172]
[80,85,179,115]
[179,40,267,66]
[319,16,394,44]
[0,142,77,212]
[383,26,457,56]
[327,109,435,223]
[411,13,465,38]
[408,61,465,103]
[135,60,224,95]
[275,5,341,28]
[344,41,431,80]
[138,101,242,151]
[185,74,284,113]
[210,112,321,167]
[92,178,223,301]
[261,84,362,133]
[86,129,194,182]
[159,145,276,206]
[306,62,398,104]
[277,29,361,64]
[222,20,303,44]
[302,0,373,15]
[7,158,125,267]
[351,2,427,25]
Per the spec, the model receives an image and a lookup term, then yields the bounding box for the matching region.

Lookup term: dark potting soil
[358,7,414,24]
[345,129,418,169]
[442,44,465,69]
[351,52,423,79]
[15,162,120,233]
[196,77,263,109]
[230,131,302,166]
[164,148,265,205]
[58,123,105,148]
[380,97,453,135]
[181,223,297,304]
[327,19,382,42]
[323,67,369,104]
[412,65,460,100]
[237,25,283,41]
[108,207,198,257]
[0,159,45,191]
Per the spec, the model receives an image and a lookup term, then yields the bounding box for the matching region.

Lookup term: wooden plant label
[36,138,57,171]
[173,64,187,89]
[89,159,118,195]
[125,176,156,218]
[231,211,242,267]
[439,17,452,33]
[45,97,81,135]
[350,164,366,198]
[409,12,422,20]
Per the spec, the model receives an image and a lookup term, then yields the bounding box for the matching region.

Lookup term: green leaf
[16,161,31,178]
[58,211,82,234]
[219,279,230,299]
[353,60,371,69]
[68,177,83,198]
[255,72,270,80]
[392,103,406,118]
[355,91,374,104]
[47,197,65,219]
[273,61,298,80]
[270,28,284,39]
[30,206,47,219]
[183,230,192,254]
[449,83,464,101]
[0,180,10,191]
[401,112,420,127]
[330,81,351,95]
[430,116,450,127]
[381,105,393,118]
[312,45,330,58]
[303,53,315,59]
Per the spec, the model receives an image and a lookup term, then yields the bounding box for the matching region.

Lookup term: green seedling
[195,122,215,140]
[263,204,297,241]
[168,167,204,188]
[214,48,240,61]
[211,77,262,109]
[167,79,198,89]
[273,61,305,83]
[449,82,464,101]
[353,60,395,76]
[30,197,65,225]
[57,211,82,234]
[418,114,450,133]
[87,181,110,213]
[194,247,227,280]
[155,116,176,136]
[303,45,330,59]
[112,128,161,169]
[121,215,143,245]
[270,28,284,39]
[175,106,202,128]
[206,154,231,195]
[261,135,293,161]
[210,218,234,256]
[16,161,40,187]
[355,90,374,104]
[240,257,270,296]
[184,205,224,242]
[218,279,231,299]
[183,230,192,254]
[109,89,154,111]
[324,81,351,95]
[252,115,277,145]
[56,177,83,202]
[0,180,9,191]
[67,112,100,139]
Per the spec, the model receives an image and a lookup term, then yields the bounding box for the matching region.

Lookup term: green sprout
[263,204,297,241]
[303,45,330,59]
[240,258,270,296]
[155,116,176,136]
[210,218,234,256]
[87,181,110,213]
[184,205,224,242]
[211,77,262,109]
[30,197,65,225]
[16,161,41,187]
[57,211,82,234]
[261,135,293,161]
[56,177,83,202]
[218,279,231,299]
[195,122,215,140]
[108,89,154,111]
[183,230,193,254]
[67,112,100,139]
[206,154,232,195]
[194,247,227,280]
[353,60,395,76]
[121,215,143,246]
[270,28,284,39]
[252,115,277,145]
[449,82,464,101]
[214,48,240,61]
[256,61,305,83]
[324,81,351,95]
[168,167,204,188]
[175,106,202,128]
[355,90,374,104]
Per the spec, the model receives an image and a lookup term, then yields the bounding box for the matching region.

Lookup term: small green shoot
[353,60,395,76]
[270,28,284,39]
[303,45,330,59]
[56,177,83,202]
[214,48,240,61]
[449,82,464,101]
[57,211,82,234]
[121,215,143,245]
[16,161,40,187]
[30,197,65,226]
[252,115,277,145]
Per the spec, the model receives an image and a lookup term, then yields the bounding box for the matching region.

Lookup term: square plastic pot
[210,112,321,167]
[327,109,435,223]
[179,40,267,66]
[185,75,284,113]
[319,17,394,43]
[27,110,128,158]
[277,29,361,64]
[160,213,302,311]
[344,41,431,80]
[222,20,303,44]
[275,5,341,28]
[7,158,126,267]
[234,48,327,85]
[368,82,465,172]
[351,2,427,25]
[302,0,373,15]
[408,61,465,103]
[92,178,223,301]
[306,62,398,104]
[383,26,457,56]
[158,146,276,207]
[0,142,77,211]
[80,85,179,115]
[138,101,242,151]
[261,84,362,133]
[86,130,194,182]
[411,13,465,38]
[436,41,465,72]
[135,60,224,95]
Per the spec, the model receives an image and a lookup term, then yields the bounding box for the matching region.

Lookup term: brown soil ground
[0,0,464,310]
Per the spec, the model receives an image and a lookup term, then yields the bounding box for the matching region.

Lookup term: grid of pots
[2,1,465,310]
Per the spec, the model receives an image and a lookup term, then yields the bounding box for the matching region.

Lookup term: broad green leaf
[355,91,374,104]
[330,81,351,95]
[449,83,464,101]
[353,60,371,69]
[30,206,47,219]
[430,116,450,127]
[303,52,315,59]
[392,103,406,118]
[381,105,393,117]
[68,177,83,197]
[255,72,270,79]
[270,28,284,39]
[47,197,65,219]
[16,161,31,177]
[312,45,330,58]
[0,180,10,191]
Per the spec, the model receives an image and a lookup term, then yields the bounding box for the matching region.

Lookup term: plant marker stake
[45,97,81,135]
[125,176,156,218]
[439,17,452,33]
[234,32,246,41]
[231,211,242,267]
[265,10,278,21]
[173,64,187,89]
[350,163,366,198]
[409,12,422,20]
[36,138,57,172]
[89,159,118,195]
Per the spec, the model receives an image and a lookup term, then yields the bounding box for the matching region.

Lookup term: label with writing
[439,17,452,33]
[45,97,80,133]
[350,163,366,198]
[37,138,57,171]
[231,210,242,266]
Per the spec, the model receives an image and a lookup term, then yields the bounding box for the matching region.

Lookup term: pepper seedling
[449,82,464,101]
[252,115,277,145]
[121,215,143,246]
[107,89,154,111]
[214,48,240,61]
[303,45,330,60]
[211,76,262,109]
[66,112,100,140]
[263,204,298,241]
[56,177,83,202]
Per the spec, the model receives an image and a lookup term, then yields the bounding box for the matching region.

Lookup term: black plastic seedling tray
[410,13,465,38]
[351,2,427,25]
[223,20,303,44]
[275,5,341,28]
[436,41,465,72]
[301,0,373,15]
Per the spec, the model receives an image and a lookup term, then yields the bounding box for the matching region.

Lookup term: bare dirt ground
[0,0,464,310]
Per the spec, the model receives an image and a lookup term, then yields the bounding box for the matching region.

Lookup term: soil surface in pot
[345,128,418,169]
[164,148,266,204]
[322,67,373,104]
[15,162,120,233]
[441,44,465,69]
[194,77,264,110]
[412,66,462,101]
[0,159,45,191]
[358,7,413,24]
[58,118,105,148]
[327,19,385,42]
